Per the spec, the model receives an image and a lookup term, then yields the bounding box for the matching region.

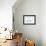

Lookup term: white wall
[13,0,46,46]
[13,0,41,46]
[41,0,46,46]
[0,0,16,30]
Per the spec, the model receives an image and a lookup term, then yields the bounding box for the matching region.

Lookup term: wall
[41,0,46,46]
[0,0,16,30]
[13,0,41,46]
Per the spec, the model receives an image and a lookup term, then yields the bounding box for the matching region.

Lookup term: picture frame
[23,15,36,25]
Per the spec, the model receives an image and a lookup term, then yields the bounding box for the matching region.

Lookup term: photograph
[23,15,36,25]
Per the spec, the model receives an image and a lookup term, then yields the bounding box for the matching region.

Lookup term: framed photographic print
[23,15,36,25]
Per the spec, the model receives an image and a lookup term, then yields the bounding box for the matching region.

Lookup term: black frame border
[23,15,36,25]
